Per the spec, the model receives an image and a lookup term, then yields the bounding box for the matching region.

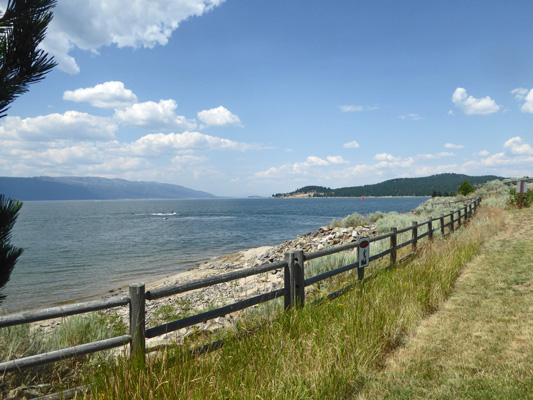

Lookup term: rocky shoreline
[35,222,378,347]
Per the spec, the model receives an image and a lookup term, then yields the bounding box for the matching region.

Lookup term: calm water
[3,197,428,311]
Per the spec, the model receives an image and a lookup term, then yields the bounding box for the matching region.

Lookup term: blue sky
[1,0,532,197]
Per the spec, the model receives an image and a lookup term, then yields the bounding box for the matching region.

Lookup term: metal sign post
[358,237,370,280]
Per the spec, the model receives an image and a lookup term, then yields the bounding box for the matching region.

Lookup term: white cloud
[511,88,528,101]
[115,99,197,131]
[417,152,455,160]
[63,81,138,109]
[339,105,363,112]
[127,131,261,156]
[374,153,401,162]
[444,143,464,149]
[254,156,334,179]
[303,156,328,167]
[399,113,420,121]
[0,112,117,141]
[197,106,242,127]
[504,136,533,155]
[343,140,360,149]
[40,0,226,74]
[462,138,533,172]
[327,155,349,165]
[511,88,533,113]
[171,154,207,164]
[452,87,500,115]
[339,105,378,112]
[415,164,459,176]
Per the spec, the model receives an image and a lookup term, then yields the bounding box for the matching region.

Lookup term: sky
[0,0,532,197]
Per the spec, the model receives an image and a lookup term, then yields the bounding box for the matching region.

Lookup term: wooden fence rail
[0,197,481,376]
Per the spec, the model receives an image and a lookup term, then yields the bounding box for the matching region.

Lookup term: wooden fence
[0,197,481,378]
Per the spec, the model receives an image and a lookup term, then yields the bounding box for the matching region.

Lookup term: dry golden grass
[356,206,533,399]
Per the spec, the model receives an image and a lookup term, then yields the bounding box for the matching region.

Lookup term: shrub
[509,188,533,207]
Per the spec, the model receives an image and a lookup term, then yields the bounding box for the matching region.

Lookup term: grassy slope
[356,207,533,399]
[88,204,508,399]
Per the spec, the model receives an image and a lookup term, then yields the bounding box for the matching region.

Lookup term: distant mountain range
[272,173,505,198]
[0,176,217,201]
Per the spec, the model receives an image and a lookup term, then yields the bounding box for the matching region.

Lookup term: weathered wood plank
[146,289,286,338]
[0,297,130,328]
[0,335,131,373]
[146,260,286,300]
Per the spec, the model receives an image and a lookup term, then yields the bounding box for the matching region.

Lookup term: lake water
[3,197,428,311]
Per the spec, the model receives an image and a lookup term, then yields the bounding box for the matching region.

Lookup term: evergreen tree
[457,180,474,196]
[1,0,57,118]
[0,195,23,303]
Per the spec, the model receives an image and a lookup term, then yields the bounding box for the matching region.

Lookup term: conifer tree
[0,195,23,302]
[457,180,474,196]
[1,0,57,118]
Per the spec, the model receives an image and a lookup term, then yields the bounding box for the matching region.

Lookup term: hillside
[0,176,217,201]
[272,173,504,198]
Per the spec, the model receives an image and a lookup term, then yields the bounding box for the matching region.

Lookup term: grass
[85,199,504,399]
[0,311,128,398]
[355,205,533,399]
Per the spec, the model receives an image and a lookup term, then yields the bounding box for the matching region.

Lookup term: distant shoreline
[271,195,432,199]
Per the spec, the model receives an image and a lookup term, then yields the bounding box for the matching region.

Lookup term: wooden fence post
[283,260,291,310]
[285,251,305,308]
[390,227,397,265]
[129,283,146,363]
[450,212,455,233]
[464,206,468,222]
[457,208,462,227]
[428,219,433,240]
[440,214,445,236]
[412,221,418,252]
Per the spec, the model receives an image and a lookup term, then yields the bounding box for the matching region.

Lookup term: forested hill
[0,176,217,201]
[273,173,503,198]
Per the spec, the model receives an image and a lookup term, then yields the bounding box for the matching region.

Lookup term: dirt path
[356,207,533,399]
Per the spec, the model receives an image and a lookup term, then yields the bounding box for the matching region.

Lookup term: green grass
[356,206,533,399]
[0,311,127,398]
[86,202,503,399]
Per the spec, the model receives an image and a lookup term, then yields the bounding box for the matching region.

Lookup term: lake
[3,197,428,311]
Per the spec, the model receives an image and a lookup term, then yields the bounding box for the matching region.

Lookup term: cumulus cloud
[254,155,340,179]
[452,88,500,115]
[63,81,138,109]
[127,131,261,156]
[327,155,349,165]
[462,137,533,173]
[0,112,117,141]
[197,106,242,127]
[417,152,455,160]
[254,153,415,182]
[374,153,401,162]
[415,164,459,176]
[343,140,360,149]
[40,0,226,74]
[444,143,464,149]
[504,136,533,155]
[115,99,197,131]
[476,150,490,157]
[511,88,533,113]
